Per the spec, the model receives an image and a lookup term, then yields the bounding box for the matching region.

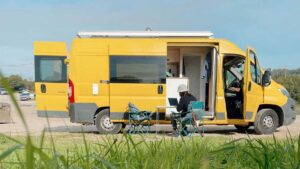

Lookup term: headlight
[279,88,290,97]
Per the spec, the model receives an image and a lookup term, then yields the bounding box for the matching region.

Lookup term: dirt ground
[0,94,299,139]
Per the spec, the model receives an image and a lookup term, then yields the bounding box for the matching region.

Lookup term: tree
[7,75,23,90]
[0,74,34,92]
[272,68,300,102]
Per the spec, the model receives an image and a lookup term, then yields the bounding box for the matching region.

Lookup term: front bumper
[282,97,297,125]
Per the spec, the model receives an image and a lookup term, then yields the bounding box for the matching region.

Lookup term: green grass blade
[0,133,24,145]
[15,151,25,168]
[81,128,90,168]
[39,129,46,149]
[25,137,34,169]
[297,135,300,168]
[210,145,236,154]
[0,144,22,161]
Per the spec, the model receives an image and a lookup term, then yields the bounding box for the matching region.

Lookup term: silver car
[20,93,30,101]
[0,88,8,95]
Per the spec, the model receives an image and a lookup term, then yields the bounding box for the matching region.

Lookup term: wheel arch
[258,104,284,127]
[93,106,109,124]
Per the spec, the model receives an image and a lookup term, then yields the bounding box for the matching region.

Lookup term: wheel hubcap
[263,115,274,128]
[101,115,114,130]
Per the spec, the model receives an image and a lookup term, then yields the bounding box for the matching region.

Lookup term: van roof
[77,31,213,38]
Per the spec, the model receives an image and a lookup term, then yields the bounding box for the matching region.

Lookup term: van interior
[222,56,245,119]
[166,46,215,117]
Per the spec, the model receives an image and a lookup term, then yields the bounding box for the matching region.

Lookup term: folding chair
[127,103,152,134]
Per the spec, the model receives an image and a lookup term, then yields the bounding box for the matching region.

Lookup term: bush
[272,69,300,102]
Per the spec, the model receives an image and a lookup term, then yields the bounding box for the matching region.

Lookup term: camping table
[155,106,176,135]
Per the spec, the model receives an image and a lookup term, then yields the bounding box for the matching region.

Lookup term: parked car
[0,88,8,95]
[20,93,30,101]
[29,93,35,100]
[18,87,26,93]
[21,90,30,94]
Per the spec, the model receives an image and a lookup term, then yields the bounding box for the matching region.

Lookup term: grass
[1,74,300,169]
[0,133,299,169]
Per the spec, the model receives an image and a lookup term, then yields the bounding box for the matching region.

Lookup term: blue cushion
[190,101,204,109]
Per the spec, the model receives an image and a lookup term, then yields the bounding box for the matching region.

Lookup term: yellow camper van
[34,31,296,134]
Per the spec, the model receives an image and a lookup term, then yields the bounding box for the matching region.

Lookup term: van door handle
[41,84,46,93]
[248,82,252,91]
[100,80,110,84]
[158,85,163,94]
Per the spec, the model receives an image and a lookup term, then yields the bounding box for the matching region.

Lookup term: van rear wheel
[95,109,122,134]
[254,109,279,135]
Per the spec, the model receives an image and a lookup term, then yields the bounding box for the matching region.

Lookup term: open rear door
[34,42,68,117]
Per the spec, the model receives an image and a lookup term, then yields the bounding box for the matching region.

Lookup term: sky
[0,0,299,79]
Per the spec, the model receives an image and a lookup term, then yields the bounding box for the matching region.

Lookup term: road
[0,94,299,139]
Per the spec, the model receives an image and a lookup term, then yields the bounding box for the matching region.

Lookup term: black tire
[254,109,279,135]
[234,124,250,132]
[95,109,122,134]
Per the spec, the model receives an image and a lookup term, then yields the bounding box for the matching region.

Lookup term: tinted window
[110,56,166,83]
[35,56,67,83]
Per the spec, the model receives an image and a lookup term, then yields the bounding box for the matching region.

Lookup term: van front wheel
[95,109,122,134]
[254,109,279,135]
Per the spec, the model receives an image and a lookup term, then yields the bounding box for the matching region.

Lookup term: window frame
[35,56,67,83]
[109,56,166,84]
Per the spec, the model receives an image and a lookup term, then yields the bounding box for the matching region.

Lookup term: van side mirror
[262,70,271,87]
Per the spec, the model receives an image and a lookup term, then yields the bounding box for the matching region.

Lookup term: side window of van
[110,56,166,84]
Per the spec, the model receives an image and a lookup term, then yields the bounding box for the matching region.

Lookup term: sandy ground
[0,94,299,139]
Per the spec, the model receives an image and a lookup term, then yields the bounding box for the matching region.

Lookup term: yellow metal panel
[263,81,287,107]
[215,53,228,121]
[70,39,110,108]
[34,41,67,56]
[109,39,167,55]
[35,82,68,112]
[219,39,245,56]
[75,54,109,82]
[71,51,109,107]
[110,84,166,113]
[72,39,108,55]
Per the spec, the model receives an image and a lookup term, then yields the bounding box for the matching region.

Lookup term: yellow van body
[34,32,296,134]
